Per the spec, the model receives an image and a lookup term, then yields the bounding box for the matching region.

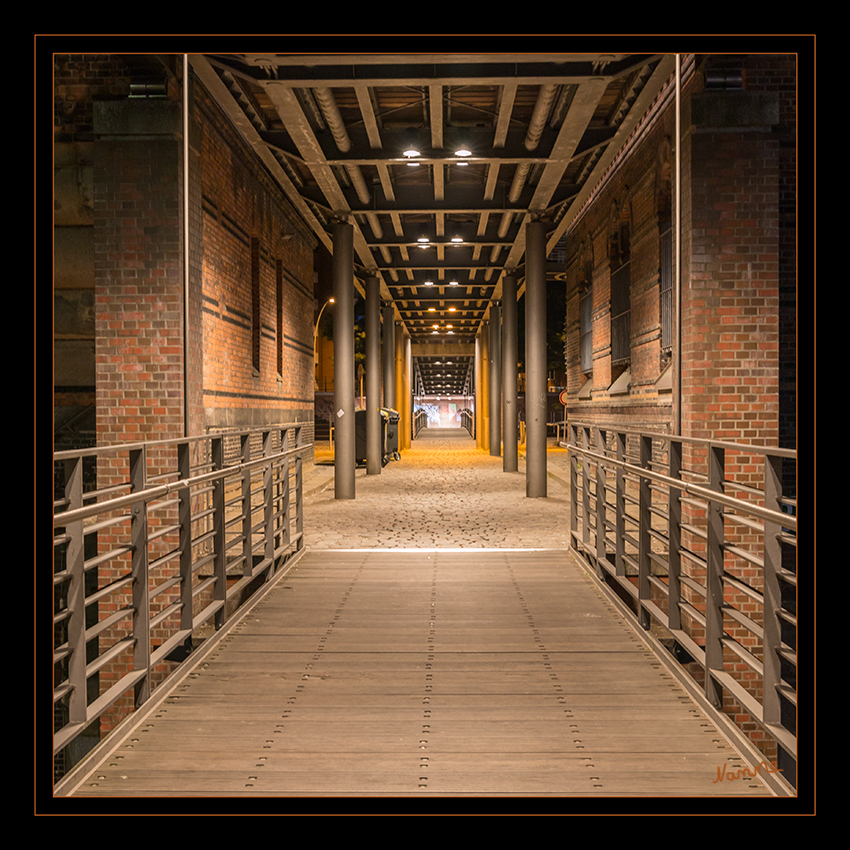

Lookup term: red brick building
[560,53,797,452]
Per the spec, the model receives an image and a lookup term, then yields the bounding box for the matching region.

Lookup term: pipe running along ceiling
[191,52,676,396]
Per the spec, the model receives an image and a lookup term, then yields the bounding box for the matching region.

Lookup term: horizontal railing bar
[722,573,764,604]
[723,542,765,570]
[84,606,134,643]
[149,628,194,668]
[85,636,136,680]
[723,604,763,640]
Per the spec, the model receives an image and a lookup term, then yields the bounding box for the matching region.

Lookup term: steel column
[502,276,518,472]
[525,220,547,498]
[333,220,355,500]
[382,301,395,411]
[366,276,382,474]
[489,301,502,457]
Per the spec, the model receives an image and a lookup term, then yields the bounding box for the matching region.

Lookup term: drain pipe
[674,55,682,436]
[183,54,190,437]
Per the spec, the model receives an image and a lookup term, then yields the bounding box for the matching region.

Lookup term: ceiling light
[449,307,456,312]
[404,149,420,158]
[449,280,458,286]
[418,237,429,242]
[423,280,433,286]
[428,307,436,312]
[455,148,471,157]
[451,237,463,243]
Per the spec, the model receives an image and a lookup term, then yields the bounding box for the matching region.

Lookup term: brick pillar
[94,97,185,450]
[92,97,185,732]
[680,87,783,756]
[683,89,781,446]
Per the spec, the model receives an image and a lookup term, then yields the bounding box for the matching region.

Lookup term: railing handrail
[565,419,798,460]
[53,441,310,528]
[567,442,797,531]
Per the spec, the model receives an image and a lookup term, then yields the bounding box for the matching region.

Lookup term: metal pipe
[525,220,547,498]
[675,54,682,435]
[366,276,382,475]
[333,221,356,499]
[489,301,502,457]
[183,54,190,437]
[502,275,518,472]
[382,301,395,411]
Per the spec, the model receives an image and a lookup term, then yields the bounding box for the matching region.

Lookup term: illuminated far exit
[414,395,474,428]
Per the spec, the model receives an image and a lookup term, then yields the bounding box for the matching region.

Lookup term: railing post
[615,431,626,577]
[263,429,275,574]
[762,452,784,726]
[568,423,578,551]
[177,441,194,632]
[240,433,253,576]
[63,456,87,728]
[211,435,227,629]
[581,426,591,554]
[294,425,304,548]
[637,434,652,629]
[279,427,292,552]
[129,446,151,707]
[705,443,726,708]
[668,436,683,631]
[595,428,608,579]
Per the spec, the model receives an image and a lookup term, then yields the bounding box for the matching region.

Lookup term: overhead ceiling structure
[191,52,677,395]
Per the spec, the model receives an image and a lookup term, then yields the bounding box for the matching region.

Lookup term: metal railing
[413,408,428,438]
[52,423,310,774]
[565,422,798,787]
[460,408,475,438]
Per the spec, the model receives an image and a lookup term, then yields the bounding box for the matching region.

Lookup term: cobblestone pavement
[301,428,572,550]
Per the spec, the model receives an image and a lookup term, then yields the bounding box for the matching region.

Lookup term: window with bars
[659,215,673,354]
[580,286,593,373]
[610,259,631,365]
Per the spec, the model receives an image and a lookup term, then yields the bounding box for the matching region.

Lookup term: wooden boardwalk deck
[65,548,776,798]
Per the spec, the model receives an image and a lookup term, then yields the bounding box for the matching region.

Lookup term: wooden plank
[68,549,775,798]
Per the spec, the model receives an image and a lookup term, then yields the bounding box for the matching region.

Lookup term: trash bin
[382,407,400,463]
[355,409,369,466]
[355,408,398,466]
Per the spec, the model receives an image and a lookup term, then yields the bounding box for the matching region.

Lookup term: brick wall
[563,98,674,434]
[55,56,319,736]
[194,82,317,437]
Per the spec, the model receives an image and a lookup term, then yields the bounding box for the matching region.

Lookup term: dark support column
[333,220,355,499]
[382,301,395,411]
[366,276,381,475]
[489,301,502,457]
[525,220,547,498]
[502,276,518,472]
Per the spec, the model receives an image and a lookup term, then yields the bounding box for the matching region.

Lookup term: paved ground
[300,428,572,550]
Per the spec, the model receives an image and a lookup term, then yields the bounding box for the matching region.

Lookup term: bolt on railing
[52,423,310,776]
[565,422,798,788]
